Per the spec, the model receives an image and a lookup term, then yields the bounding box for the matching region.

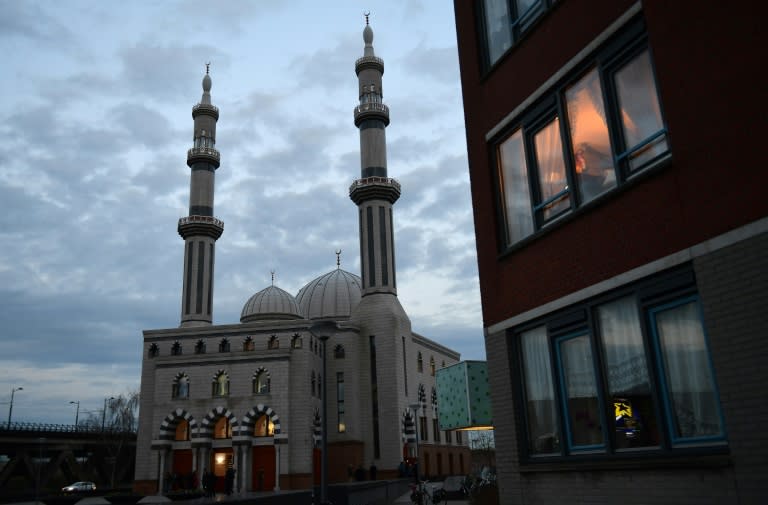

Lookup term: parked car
[62,481,96,493]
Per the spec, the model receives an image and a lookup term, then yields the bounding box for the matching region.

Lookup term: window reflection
[559,334,604,448]
[254,414,275,437]
[483,0,512,64]
[534,117,570,220]
[498,129,534,245]
[566,68,617,203]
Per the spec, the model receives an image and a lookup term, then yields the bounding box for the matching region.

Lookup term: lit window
[172,373,190,400]
[214,417,231,439]
[175,420,190,441]
[514,270,726,461]
[253,368,270,394]
[430,357,436,376]
[243,336,254,351]
[291,333,303,349]
[494,21,669,247]
[211,371,229,397]
[254,414,274,437]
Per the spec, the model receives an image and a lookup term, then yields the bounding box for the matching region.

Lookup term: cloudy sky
[0,0,482,425]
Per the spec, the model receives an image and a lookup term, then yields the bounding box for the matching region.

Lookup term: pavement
[392,482,471,505]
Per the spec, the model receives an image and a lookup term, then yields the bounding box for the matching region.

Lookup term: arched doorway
[252,413,276,490]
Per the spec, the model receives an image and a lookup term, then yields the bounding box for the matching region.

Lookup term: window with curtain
[172,373,190,400]
[493,18,669,248]
[514,269,725,461]
[212,371,229,397]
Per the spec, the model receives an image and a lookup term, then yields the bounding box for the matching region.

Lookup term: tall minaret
[178,65,223,327]
[350,16,400,295]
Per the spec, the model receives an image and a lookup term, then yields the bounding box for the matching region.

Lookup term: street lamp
[69,401,80,431]
[102,396,115,431]
[7,387,23,427]
[409,403,422,487]
[309,321,338,505]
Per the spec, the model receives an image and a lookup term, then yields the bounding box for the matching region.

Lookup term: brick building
[133,22,469,495]
[453,1,766,503]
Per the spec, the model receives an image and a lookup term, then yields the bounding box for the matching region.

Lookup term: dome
[240,285,302,322]
[296,268,362,320]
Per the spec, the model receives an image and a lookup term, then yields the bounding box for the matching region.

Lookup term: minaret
[350,16,400,295]
[178,65,223,327]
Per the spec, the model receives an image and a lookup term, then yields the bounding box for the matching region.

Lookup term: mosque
[133,21,470,494]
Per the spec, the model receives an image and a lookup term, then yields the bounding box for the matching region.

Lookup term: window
[337,372,346,433]
[479,0,557,67]
[218,338,230,353]
[171,341,182,356]
[172,373,190,399]
[417,352,424,373]
[418,384,426,405]
[268,335,279,349]
[430,356,436,376]
[456,431,462,444]
[253,368,270,394]
[513,270,726,461]
[311,372,316,397]
[494,20,669,248]
[211,371,229,397]
[334,344,345,359]
[318,374,322,399]
[291,333,303,349]
[148,343,159,358]
[195,339,206,354]
[214,417,231,439]
[254,414,274,437]
[431,387,438,410]
[243,336,254,351]
[420,416,428,442]
[433,418,441,443]
[175,420,190,441]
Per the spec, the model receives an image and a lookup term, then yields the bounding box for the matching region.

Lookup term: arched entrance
[241,404,282,491]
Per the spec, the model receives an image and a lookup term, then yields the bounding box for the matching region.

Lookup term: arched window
[334,344,345,359]
[171,341,182,356]
[253,368,270,394]
[311,371,316,397]
[148,343,159,358]
[268,335,279,349]
[175,419,190,441]
[418,384,426,404]
[291,333,303,349]
[417,352,424,373]
[172,373,190,399]
[243,336,254,351]
[430,356,436,376]
[195,339,206,354]
[318,374,322,399]
[219,338,230,353]
[254,414,275,437]
[214,417,231,439]
[431,386,438,408]
[442,360,446,368]
[211,370,229,397]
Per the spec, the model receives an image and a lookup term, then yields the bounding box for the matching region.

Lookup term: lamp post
[70,401,80,431]
[102,396,115,431]
[309,321,337,505]
[7,387,23,427]
[409,403,421,487]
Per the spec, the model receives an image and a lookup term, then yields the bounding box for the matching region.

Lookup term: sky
[0,0,482,425]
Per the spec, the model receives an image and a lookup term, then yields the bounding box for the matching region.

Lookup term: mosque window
[311,372,316,397]
[337,372,346,433]
[431,387,439,409]
[254,414,275,437]
[291,334,303,349]
[334,344,345,359]
[218,338,230,353]
[253,368,271,394]
[211,370,229,397]
[442,360,446,368]
[214,416,231,439]
[171,341,182,356]
[417,352,424,373]
[195,339,206,354]
[430,356,436,376]
[175,419,190,441]
[418,384,427,404]
[148,343,159,358]
[268,335,279,349]
[243,336,254,351]
[318,374,322,399]
[172,373,190,399]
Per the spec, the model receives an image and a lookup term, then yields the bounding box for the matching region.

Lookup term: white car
[62,481,96,493]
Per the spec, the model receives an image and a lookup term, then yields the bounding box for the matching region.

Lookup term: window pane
[534,117,570,220]
[498,130,534,245]
[559,334,604,448]
[516,0,538,18]
[614,50,668,170]
[598,297,660,449]
[520,326,560,454]
[653,300,724,441]
[483,0,512,64]
[565,68,617,203]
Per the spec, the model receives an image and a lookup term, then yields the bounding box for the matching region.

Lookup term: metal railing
[192,103,219,115]
[349,176,401,193]
[187,147,220,162]
[1,421,137,434]
[178,215,224,228]
[354,102,389,117]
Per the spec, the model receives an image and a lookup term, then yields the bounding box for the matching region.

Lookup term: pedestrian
[369,461,377,480]
[225,467,235,495]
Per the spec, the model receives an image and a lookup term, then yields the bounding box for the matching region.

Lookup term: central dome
[241,285,302,322]
[296,268,362,320]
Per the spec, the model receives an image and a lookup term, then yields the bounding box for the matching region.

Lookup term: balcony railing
[355,55,384,70]
[349,176,401,193]
[192,103,219,116]
[179,215,224,229]
[187,147,220,162]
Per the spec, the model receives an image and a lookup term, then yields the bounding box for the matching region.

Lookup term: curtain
[534,117,569,219]
[521,326,560,453]
[498,129,534,244]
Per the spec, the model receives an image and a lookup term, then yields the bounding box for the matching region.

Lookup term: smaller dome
[296,268,362,320]
[241,285,302,322]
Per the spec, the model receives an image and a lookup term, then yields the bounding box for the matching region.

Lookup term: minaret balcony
[187,147,221,167]
[178,215,224,240]
[354,102,390,127]
[349,176,401,205]
[355,55,384,75]
[192,103,220,120]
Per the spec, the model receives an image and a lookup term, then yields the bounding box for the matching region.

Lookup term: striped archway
[158,408,198,441]
[240,404,281,436]
[199,406,238,438]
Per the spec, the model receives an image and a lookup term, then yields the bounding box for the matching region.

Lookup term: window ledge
[519,449,730,473]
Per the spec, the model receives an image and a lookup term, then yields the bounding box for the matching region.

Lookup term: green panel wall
[436,360,492,430]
